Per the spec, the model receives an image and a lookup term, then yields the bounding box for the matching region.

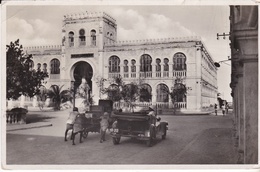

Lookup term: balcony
[50,74,60,80]
[140,72,152,78]
[108,73,120,78]
[79,41,86,46]
[173,70,186,77]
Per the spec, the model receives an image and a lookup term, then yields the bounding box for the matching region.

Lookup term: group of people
[214,102,229,116]
[66,107,110,143]
[66,105,158,143]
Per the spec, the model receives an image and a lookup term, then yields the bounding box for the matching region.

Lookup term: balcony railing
[79,41,86,46]
[131,73,136,78]
[163,71,169,77]
[69,42,74,47]
[140,72,152,78]
[175,102,187,109]
[50,74,60,80]
[173,70,186,77]
[156,72,161,77]
[113,101,187,111]
[124,73,129,78]
[108,73,120,78]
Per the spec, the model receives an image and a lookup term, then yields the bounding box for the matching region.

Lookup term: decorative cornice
[105,36,202,47]
[63,11,116,24]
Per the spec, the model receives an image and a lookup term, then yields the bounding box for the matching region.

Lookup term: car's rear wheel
[83,130,88,138]
[113,137,121,145]
[146,138,152,147]
[162,129,166,140]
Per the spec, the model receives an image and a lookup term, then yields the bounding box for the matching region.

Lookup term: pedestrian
[221,104,225,116]
[225,102,229,114]
[214,103,218,116]
[64,107,79,141]
[100,112,109,143]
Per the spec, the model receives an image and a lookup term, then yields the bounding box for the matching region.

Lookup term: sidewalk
[6,107,70,137]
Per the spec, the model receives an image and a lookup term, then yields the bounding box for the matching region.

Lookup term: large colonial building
[21,11,217,112]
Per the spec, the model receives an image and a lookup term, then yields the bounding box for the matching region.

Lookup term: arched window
[156,58,161,72]
[50,59,60,74]
[131,59,136,72]
[140,54,152,72]
[79,29,86,46]
[140,84,152,102]
[173,53,186,71]
[156,84,169,102]
[109,56,120,73]
[68,31,74,47]
[123,60,128,73]
[91,30,96,46]
[37,63,41,71]
[27,60,34,71]
[43,63,47,73]
[164,58,169,71]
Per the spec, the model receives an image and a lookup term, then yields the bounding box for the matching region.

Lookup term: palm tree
[47,85,72,110]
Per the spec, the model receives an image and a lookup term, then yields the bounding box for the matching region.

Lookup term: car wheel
[146,138,152,147]
[83,130,88,138]
[113,137,121,145]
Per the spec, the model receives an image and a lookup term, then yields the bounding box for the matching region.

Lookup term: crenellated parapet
[105,36,202,46]
[63,11,116,24]
[24,45,62,55]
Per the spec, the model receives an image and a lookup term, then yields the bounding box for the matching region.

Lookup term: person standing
[214,103,218,116]
[64,107,79,141]
[221,104,225,116]
[100,112,109,143]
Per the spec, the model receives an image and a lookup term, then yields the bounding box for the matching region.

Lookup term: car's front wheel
[113,137,121,145]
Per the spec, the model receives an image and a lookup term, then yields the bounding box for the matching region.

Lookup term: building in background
[16,11,217,112]
[229,6,258,164]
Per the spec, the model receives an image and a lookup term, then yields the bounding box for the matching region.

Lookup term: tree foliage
[47,85,72,110]
[6,39,48,100]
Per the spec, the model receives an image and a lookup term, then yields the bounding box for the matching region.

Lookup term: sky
[5,4,232,102]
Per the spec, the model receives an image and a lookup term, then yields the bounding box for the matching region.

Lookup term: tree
[163,77,191,114]
[103,75,124,105]
[121,82,140,112]
[6,39,48,100]
[47,85,72,110]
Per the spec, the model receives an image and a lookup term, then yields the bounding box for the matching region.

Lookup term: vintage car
[110,111,168,147]
[83,100,114,137]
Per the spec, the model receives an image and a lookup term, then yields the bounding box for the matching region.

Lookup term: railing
[174,102,187,109]
[156,72,161,77]
[124,73,129,78]
[113,101,187,110]
[156,102,169,108]
[163,71,169,77]
[6,108,28,124]
[108,73,120,78]
[140,72,152,78]
[173,70,186,77]
[79,41,86,46]
[50,74,60,80]
[69,42,74,47]
[131,73,136,78]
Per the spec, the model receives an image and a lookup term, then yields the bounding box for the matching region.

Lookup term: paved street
[5,108,238,166]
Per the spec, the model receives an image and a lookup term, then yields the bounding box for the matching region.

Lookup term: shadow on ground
[26,114,55,124]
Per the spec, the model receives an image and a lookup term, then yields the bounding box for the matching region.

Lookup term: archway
[72,61,93,93]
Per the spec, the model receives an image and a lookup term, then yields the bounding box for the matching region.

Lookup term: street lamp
[214,56,231,68]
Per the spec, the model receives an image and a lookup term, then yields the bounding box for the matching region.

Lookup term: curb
[7,123,53,132]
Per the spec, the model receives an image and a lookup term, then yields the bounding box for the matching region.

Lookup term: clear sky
[5,4,232,102]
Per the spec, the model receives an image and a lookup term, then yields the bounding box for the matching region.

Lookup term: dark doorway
[73,61,93,93]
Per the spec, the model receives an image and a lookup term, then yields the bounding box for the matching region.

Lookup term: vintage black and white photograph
[2,0,259,170]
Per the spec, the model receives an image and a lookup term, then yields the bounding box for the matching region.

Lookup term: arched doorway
[72,61,93,93]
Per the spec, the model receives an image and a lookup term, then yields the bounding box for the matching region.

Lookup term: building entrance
[72,61,93,95]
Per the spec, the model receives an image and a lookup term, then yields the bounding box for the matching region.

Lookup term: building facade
[21,11,217,112]
[230,6,258,164]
